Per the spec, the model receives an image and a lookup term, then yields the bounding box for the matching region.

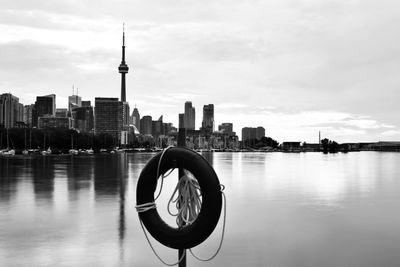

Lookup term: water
[1,152,400,267]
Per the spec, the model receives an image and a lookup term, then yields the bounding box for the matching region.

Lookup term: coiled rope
[136,146,226,266]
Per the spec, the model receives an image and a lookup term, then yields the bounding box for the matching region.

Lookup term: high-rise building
[94,97,123,141]
[140,115,152,135]
[201,104,214,132]
[218,123,233,135]
[68,95,82,111]
[72,105,94,133]
[242,126,265,141]
[33,94,56,127]
[152,115,163,137]
[178,113,184,129]
[256,127,265,140]
[56,108,68,118]
[118,24,129,102]
[82,100,91,107]
[23,104,35,126]
[184,101,195,130]
[0,93,22,128]
[131,106,140,129]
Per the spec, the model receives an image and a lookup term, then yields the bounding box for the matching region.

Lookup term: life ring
[136,147,222,249]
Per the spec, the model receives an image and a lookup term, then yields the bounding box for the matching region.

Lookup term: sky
[1,0,399,143]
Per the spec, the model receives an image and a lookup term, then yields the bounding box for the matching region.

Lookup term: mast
[6,128,9,149]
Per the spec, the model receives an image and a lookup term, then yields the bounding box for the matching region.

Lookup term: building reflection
[0,158,19,203]
[31,157,55,203]
[118,154,127,262]
[92,154,128,261]
[93,155,120,197]
[66,156,94,200]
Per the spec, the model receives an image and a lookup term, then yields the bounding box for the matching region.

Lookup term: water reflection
[31,157,54,203]
[118,154,127,263]
[1,152,400,266]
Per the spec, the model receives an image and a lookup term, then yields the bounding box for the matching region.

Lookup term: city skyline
[1,1,400,142]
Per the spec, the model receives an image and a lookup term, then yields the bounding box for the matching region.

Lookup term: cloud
[1,0,400,143]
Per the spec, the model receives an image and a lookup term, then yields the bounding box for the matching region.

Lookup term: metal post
[177,127,187,267]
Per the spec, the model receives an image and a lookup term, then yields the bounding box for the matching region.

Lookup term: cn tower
[118,24,129,102]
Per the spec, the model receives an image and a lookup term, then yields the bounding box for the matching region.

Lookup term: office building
[0,93,22,128]
[201,104,214,132]
[56,108,68,118]
[94,97,123,140]
[131,106,140,129]
[242,126,265,141]
[179,113,184,129]
[72,105,94,133]
[23,104,34,126]
[218,123,233,135]
[32,94,56,127]
[140,115,152,135]
[152,115,163,137]
[68,95,82,111]
[256,126,265,140]
[184,101,195,130]
[82,100,91,107]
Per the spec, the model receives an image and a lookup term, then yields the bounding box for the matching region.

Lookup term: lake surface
[1,152,400,267]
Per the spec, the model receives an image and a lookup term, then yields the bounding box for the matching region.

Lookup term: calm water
[1,152,400,267]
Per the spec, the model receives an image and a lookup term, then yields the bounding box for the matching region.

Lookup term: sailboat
[41,132,52,155]
[0,129,15,156]
[22,129,29,155]
[69,134,78,155]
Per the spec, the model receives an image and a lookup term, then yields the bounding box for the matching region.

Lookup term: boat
[69,149,79,155]
[41,147,52,156]
[0,129,15,156]
[1,149,15,156]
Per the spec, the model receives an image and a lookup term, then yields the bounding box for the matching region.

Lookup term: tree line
[0,128,118,150]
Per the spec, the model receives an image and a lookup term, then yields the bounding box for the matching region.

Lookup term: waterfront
[1,152,400,266]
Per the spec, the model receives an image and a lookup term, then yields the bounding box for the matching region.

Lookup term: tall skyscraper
[0,93,21,128]
[68,95,82,111]
[178,113,184,129]
[131,106,140,129]
[33,94,56,127]
[184,101,195,130]
[140,115,152,135]
[201,104,214,132]
[118,24,129,102]
[94,98,123,141]
[23,104,35,126]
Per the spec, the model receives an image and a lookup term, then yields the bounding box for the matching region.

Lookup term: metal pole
[177,127,186,267]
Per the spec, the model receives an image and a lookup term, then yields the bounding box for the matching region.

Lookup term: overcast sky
[1,0,399,142]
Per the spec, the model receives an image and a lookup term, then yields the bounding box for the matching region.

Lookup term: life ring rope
[135,146,227,265]
[137,185,226,266]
